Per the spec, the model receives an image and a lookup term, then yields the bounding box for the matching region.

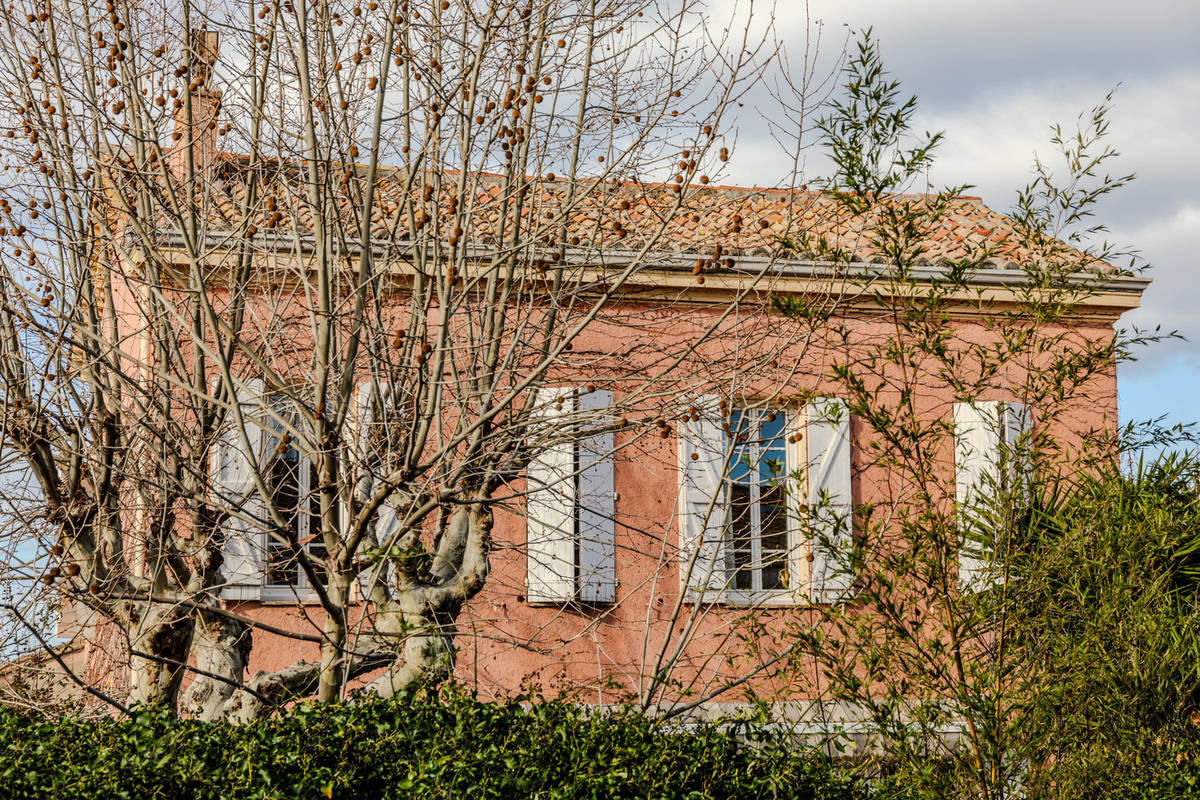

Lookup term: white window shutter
[354,382,401,600]
[1003,402,1033,496]
[351,382,375,470]
[213,378,266,601]
[526,387,577,603]
[577,389,617,603]
[954,401,1001,592]
[677,395,727,598]
[784,407,808,603]
[806,397,854,604]
[1003,403,1031,444]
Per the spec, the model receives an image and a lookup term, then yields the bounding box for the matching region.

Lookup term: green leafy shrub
[1110,731,1200,800]
[1008,452,1200,799]
[0,690,863,800]
[842,453,1200,800]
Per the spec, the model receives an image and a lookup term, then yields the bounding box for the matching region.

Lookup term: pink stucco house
[58,37,1150,717]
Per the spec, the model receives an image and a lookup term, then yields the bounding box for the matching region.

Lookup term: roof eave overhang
[137,233,1151,317]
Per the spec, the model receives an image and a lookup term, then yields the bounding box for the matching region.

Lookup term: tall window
[725,409,789,592]
[263,400,326,594]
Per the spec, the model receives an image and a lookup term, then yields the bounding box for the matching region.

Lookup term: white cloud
[916,74,1200,223]
[770,0,1200,95]
[905,78,1200,376]
[1114,203,1200,371]
[709,1,1200,410]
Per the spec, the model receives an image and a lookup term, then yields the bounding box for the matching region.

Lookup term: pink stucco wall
[220,297,1123,706]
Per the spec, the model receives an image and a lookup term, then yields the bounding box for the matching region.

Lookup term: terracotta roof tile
[140,154,1102,270]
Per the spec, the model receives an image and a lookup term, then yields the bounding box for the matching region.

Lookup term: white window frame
[679,395,853,607]
[260,397,326,603]
[721,405,806,607]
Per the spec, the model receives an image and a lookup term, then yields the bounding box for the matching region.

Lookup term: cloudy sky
[710,0,1199,444]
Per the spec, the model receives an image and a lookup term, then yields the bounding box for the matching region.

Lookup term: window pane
[270,446,301,519]
[307,464,326,588]
[265,441,301,586]
[726,410,754,484]
[760,485,789,553]
[307,541,328,587]
[728,482,753,590]
[758,410,785,442]
[758,411,787,484]
[761,560,785,591]
[266,545,298,586]
[723,409,793,594]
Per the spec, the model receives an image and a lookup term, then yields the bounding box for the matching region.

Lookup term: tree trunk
[361,496,493,697]
[125,603,193,710]
[357,625,454,697]
[317,580,349,704]
[180,610,251,721]
[222,661,322,723]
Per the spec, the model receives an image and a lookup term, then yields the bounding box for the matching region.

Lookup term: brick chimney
[169,29,221,178]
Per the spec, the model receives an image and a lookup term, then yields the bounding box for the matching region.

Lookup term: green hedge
[1116,734,1200,800]
[0,691,862,800]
